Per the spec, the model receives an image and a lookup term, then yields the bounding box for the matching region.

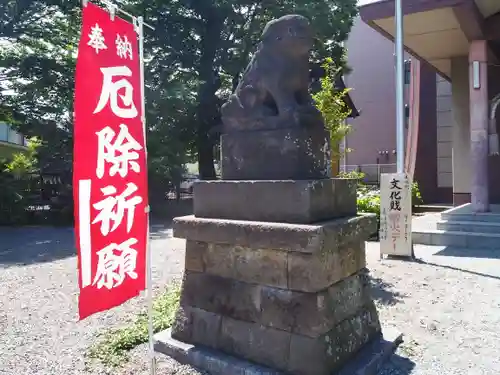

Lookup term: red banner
[74,3,148,320]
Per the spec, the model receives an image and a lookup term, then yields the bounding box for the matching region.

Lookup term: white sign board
[380,173,412,257]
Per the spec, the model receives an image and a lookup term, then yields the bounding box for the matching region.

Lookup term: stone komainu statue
[221,14,321,132]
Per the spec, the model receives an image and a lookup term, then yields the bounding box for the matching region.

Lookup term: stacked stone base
[161,213,383,375]
[192,179,357,223]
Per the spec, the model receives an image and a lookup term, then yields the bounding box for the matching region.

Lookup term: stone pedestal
[154,177,398,375]
[220,126,330,180]
[169,214,380,375]
[155,15,399,375]
[193,179,357,224]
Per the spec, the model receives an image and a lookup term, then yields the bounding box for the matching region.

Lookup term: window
[404,59,411,85]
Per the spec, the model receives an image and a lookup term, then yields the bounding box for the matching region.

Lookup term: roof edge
[360,0,468,23]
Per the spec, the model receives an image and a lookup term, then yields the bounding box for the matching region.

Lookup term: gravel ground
[372,243,500,375]
[0,225,188,375]
[1,227,500,375]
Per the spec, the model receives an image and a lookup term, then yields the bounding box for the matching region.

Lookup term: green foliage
[338,170,365,181]
[0,1,79,173]
[4,137,41,177]
[0,0,190,185]
[357,185,381,216]
[346,174,424,240]
[88,285,180,368]
[0,137,42,225]
[339,169,424,217]
[411,182,423,205]
[0,171,27,224]
[1,0,358,187]
[136,0,358,178]
[312,57,352,160]
[355,181,424,218]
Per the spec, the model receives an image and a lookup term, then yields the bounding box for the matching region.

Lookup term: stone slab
[182,240,365,293]
[155,328,283,375]
[287,241,366,292]
[154,326,401,375]
[185,241,206,272]
[193,179,356,224]
[203,243,289,289]
[171,305,222,350]
[173,214,378,255]
[169,302,382,374]
[286,302,382,374]
[337,328,404,375]
[218,315,291,370]
[185,240,366,292]
[178,269,373,337]
[220,126,330,180]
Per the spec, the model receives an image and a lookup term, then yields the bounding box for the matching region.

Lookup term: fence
[341,163,397,185]
[0,171,73,226]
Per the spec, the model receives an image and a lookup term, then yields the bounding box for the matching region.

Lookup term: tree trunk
[197,134,216,180]
[195,10,225,180]
[331,141,340,177]
[331,157,340,177]
[175,181,181,202]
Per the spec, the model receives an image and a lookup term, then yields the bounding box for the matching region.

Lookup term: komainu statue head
[220,14,321,133]
[260,14,314,56]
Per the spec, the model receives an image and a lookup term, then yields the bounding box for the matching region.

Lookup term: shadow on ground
[0,223,173,267]
[369,275,407,306]
[150,225,173,240]
[378,353,416,375]
[0,227,76,267]
[414,256,500,281]
[434,246,500,259]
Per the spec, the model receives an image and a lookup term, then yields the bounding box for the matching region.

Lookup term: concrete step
[414,204,452,213]
[436,220,500,233]
[412,229,500,249]
[441,212,500,223]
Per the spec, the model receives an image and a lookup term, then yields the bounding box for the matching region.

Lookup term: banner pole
[395,0,405,173]
[137,15,156,375]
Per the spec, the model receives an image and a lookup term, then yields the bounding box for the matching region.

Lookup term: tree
[0,0,192,188]
[0,1,80,175]
[1,0,358,182]
[5,136,42,177]
[312,57,352,176]
[136,0,358,178]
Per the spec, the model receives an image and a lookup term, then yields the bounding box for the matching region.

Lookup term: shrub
[357,185,381,216]
[88,285,180,367]
[0,137,41,225]
[338,171,423,239]
[338,170,365,181]
[312,57,352,175]
[411,182,423,206]
[339,171,423,213]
